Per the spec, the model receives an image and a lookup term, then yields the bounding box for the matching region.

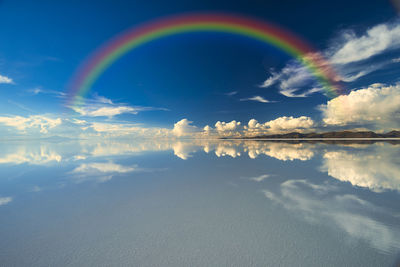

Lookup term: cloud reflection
[1,140,399,194]
[71,161,138,183]
[321,145,400,192]
[263,179,400,253]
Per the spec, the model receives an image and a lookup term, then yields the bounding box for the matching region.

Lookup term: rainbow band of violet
[68,13,341,107]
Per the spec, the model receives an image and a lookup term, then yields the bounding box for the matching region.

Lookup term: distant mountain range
[239,130,400,139]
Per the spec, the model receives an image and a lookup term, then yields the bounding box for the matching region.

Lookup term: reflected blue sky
[0,140,399,266]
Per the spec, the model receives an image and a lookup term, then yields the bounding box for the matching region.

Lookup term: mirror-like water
[0,139,399,266]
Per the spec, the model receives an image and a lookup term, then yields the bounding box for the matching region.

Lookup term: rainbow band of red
[68,13,341,106]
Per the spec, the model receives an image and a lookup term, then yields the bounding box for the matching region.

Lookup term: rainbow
[67,13,341,106]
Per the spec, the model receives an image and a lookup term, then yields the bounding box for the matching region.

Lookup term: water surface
[0,139,399,266]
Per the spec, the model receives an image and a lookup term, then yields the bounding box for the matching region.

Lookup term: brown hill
[243,130,400,139]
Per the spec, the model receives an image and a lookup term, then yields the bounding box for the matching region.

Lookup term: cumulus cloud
[0,74,13,84]
[245,116,314,135]
[320,83,400,128]
[240,96,273,103]
[263,179,400,252]
[0,115,61,134]
[172,119,198,137]
[264,116,315,132]
[214,120,241,137]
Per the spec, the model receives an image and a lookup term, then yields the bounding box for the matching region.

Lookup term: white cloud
[240,96,273,103]
[203,125,212,134]
[248,174,270,182]
[392,57,400,63]
[260,21,400,95]
[72,105,138,117]
[329,22,400,64]
[320,83,400,127]
[245,116,314,135]
[225,91,238,96]
[27,87,66,97]
[0,115,62,133]
[0,74,13,84]
[69,95,167,118]
[89,122,171,138]
[214,120,241,137]
[265,116,314,133]
[260,62,323,98]
[172,119,198,137]
[0,197,12,206]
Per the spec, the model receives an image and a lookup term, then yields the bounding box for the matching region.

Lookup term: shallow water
[0,139,399,266]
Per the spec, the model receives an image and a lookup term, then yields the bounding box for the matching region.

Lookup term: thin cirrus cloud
[27,87,66,97]
[68,95,168,118]
[224,91,238,96]
[240,95,273,103]
[247,174,271,182]
[328,22,400,65]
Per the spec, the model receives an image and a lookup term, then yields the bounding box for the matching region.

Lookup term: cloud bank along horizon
[67,12,343,111]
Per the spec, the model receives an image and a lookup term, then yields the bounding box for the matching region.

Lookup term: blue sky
[1,0,400,138]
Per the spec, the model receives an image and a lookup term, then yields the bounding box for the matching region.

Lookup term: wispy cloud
[7,100,35,112]
[260,20,400,97]
[69,95,167,118]
[225,91,238,96]
[0,74,13,84]
[27,87,66,97]
[248,174,271,182]
[0,197,12,206]
[329,22,400,65]
[240,95,274,103]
